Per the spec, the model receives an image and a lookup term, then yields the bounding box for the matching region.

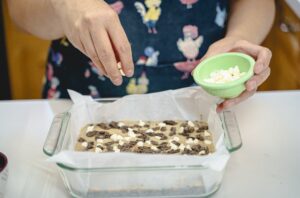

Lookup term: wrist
[225,31,247,41]
[48,0,67,37]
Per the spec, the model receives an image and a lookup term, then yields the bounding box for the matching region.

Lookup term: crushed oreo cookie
[86,131,97,137]
[97,123,110,130]
[109,121,119,129]
[163,120,177,125]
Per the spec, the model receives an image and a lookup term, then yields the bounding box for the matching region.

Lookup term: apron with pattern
[43,0,229,99]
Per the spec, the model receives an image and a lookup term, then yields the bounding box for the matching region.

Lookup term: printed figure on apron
[134,0,162,34]
[175,25,203,79]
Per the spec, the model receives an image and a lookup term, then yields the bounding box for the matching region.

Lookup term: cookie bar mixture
[75,120,215,155]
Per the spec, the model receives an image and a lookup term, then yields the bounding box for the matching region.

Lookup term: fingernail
[113,77,122,86]
[127,69,134,77]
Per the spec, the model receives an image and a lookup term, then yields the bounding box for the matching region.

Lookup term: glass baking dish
[43,98,242,198]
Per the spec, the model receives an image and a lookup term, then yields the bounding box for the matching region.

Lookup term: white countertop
[0,91,299,198]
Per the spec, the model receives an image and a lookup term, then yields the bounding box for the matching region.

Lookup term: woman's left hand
[201,36,272,112]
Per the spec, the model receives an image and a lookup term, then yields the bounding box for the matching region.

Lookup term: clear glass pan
[43,99,242,198]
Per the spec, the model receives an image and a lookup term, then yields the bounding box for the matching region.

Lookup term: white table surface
[0,91,299,198]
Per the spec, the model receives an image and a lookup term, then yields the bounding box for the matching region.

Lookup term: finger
[254,47,272,74]
[91,29,122,85]
[79,29,108,76]
[230,41,272,74]
[106,18,134,77]
[217,88,257,112]
[246,67,271,91]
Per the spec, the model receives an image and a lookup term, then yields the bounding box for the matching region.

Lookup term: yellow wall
[3,1,50,99]
[2,1,300,99]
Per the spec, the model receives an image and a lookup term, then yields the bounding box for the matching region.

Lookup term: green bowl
[193,52,255,99]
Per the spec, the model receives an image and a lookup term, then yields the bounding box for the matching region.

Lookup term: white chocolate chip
[170,143,178,150]
[179,144,185,151]
[95,147,102,153]
[120,69,125,76]
[111,134,123,141]
[178,127,184,133]
[154,136,161,140]
[119,140,124,146]
[113,145,120,152]
[137,141,144,147]
[199,150,206,155]
[173,136,180,142]
[204,65,245,84]
[158,122,166,128]
[185,145,192,150]
[146,129,154,133]
[96,139,103,143]
[110,134,118,141]
[193,139,199,144]
[138,120,145,127]
[186,138,194,145]
[86,125,94,133]
[117,122,125,127]
[151,145,158,151]
[81,142,88,148]
[187,121,195,127]
[118,62,125,76]
[145,140,152,145]
[204,130,211,137]
[128,130,136,138]
[128,128,134,133]
[204,140,212,145]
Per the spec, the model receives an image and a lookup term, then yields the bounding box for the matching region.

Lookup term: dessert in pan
[75,120,215,155]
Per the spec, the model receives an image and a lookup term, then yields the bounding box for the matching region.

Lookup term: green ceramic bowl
[193,52,255,99]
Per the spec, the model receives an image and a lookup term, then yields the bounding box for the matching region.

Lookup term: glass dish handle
[43,112,70,156]
[220,110,242,153]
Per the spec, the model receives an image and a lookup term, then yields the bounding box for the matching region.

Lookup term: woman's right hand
[50,0,134,85]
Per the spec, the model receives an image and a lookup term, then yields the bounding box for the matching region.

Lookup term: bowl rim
[193,52,255,89]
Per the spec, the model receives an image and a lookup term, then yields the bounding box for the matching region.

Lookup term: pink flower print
[47,77,61,99]
[174,60,200,79]
[180,0,198,9]
[110,1,124,14]
[47,63,54,81]
[84,69,91,78]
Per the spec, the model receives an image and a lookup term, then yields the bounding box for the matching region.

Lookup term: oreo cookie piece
[87,142,94,150]
[97,123,110,130]
[163,120,177,125]
[109,121,119,129]
[86,131,97,137]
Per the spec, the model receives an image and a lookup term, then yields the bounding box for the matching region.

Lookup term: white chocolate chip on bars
[75,120,215,155]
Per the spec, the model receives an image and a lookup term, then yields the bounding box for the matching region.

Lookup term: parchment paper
[48,87,230,172]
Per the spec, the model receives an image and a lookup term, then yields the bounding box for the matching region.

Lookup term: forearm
[7,0,64,39]
[226,0,275,44]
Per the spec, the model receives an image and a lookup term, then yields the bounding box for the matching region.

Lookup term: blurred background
[0,0,299,100]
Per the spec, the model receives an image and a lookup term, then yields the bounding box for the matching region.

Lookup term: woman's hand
[201,36,272,112]
[50,0,134,85]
